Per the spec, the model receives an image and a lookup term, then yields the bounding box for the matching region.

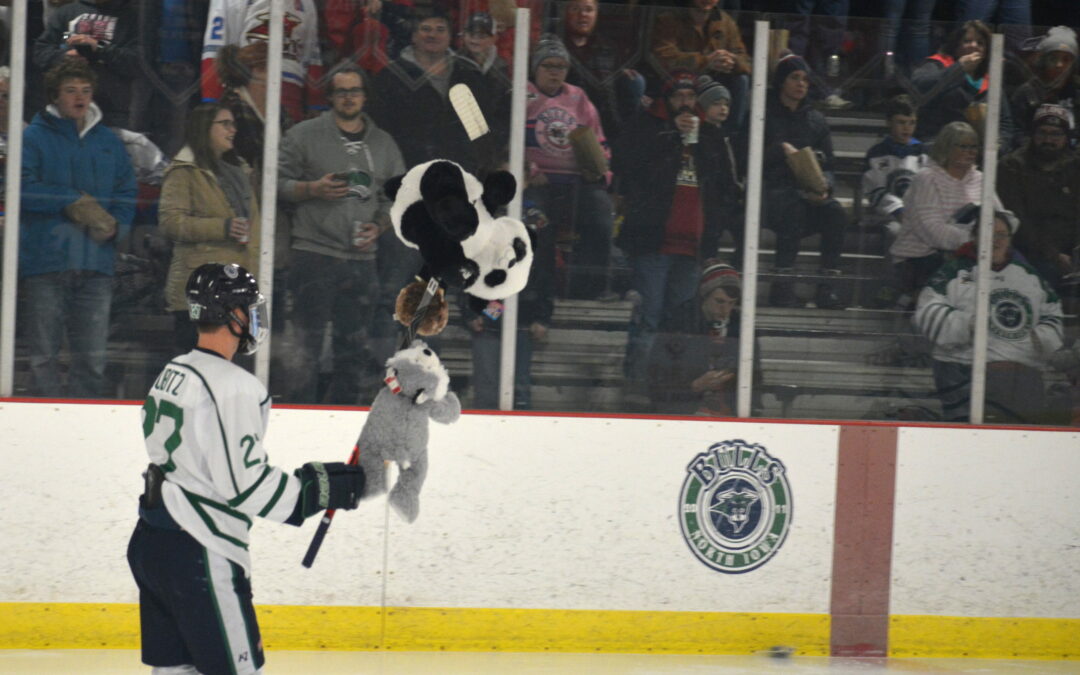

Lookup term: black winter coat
[911,55,1016,145]
[369,54,496,174]
[762,91,836,194]
[612,105,724,257]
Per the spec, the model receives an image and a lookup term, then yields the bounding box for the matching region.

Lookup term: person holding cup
[277,65,406,404]
[159,103,260,354]
[611,69,731,409]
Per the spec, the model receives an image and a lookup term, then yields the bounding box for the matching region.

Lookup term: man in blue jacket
[20,58,136,397]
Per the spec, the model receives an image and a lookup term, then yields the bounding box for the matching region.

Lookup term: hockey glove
[285,462,365,526]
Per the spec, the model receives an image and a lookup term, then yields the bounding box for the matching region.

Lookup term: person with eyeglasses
[214,41,296,174]
[277,65,406,404]
[998,104,1080,294]
[889,121,1005,309]
[158,103,261,354]
[525,34,613,302]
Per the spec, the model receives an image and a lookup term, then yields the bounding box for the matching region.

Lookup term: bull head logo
[710,483,759,534]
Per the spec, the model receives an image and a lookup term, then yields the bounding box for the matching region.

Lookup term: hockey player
[127,262,364,675]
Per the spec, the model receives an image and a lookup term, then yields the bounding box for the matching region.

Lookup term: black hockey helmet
[185,262,268,354]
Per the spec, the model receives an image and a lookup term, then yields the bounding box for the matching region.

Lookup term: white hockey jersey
[142,349,300,574]
[860,136,928,226]
[914,252,1064,369]
[200,0,322,99]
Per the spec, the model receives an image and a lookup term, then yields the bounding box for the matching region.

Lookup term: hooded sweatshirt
[20,102,136,277]
[277,110,405,261]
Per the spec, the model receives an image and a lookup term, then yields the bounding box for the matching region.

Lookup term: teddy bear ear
[384,174,404,202]
[481,171,517,215]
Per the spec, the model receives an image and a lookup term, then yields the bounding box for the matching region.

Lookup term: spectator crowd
[1,0,1078,425]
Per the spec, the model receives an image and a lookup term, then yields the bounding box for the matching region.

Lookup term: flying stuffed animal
[357,340,461,522]
[384,159,534,335]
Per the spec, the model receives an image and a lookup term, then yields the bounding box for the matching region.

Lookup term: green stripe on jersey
[228,466,272,508]
[258,474,290,518]
[183,488,252,550]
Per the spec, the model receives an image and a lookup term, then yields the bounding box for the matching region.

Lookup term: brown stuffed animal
[394,280,448,336]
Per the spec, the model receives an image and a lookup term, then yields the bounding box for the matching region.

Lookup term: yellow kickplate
[890,615,1080,660]
[0,603,828,655]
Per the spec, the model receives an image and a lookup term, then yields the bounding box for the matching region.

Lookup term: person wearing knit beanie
[1037,26,1078,59]
[662,69,698,97]
[772,53,810,91]
[695,74,732,126]
[1033,26,1078,93]
[695,75,731,108]
[531,34,571,78]
[1032,103,1072,133]
[1029,104,1073,164]
[698,260,741,299]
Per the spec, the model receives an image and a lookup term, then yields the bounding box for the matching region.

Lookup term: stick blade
[449,84,490,141]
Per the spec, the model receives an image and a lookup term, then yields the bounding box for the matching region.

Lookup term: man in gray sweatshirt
[278,65,406,404]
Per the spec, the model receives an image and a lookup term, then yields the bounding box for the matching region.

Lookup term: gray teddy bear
[358,340,461,522]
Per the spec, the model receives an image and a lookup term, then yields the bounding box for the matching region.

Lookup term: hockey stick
[302,277,441,568]
[301,442,360,568]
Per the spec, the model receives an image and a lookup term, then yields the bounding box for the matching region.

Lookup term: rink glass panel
[2,2,1074,427]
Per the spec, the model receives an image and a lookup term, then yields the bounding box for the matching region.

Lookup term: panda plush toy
[384,159,534,335]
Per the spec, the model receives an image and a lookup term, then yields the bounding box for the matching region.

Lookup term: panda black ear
[481,171,517,215]
[384,174,404,201]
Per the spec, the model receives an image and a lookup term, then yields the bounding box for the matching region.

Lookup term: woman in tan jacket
[159,103,260,352]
